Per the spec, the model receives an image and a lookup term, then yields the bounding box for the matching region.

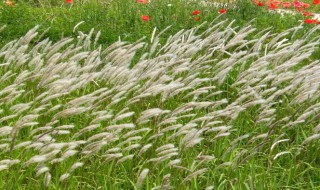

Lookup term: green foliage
[0,0,320,189]
[0,0,317,49]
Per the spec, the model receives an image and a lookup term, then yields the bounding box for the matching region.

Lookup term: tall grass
[0,17,320,189]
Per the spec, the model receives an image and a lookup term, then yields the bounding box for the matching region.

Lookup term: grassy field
[0,0,320,189]
[0,0,319,47]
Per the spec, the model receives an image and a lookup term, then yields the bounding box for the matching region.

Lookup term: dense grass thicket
[0,18,320,189]
[1,0,320,189]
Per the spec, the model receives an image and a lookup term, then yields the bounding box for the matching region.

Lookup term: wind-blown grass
[0,19,320,189]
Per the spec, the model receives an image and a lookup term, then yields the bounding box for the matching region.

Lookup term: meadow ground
[0,0,320,189]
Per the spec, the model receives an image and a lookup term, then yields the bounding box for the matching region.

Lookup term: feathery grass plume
[136,168,149,189]
[34,134,53,142]
[215,162,233,170]
[43,172,52,187]
[122,128,151,139]
[158,117,178,127]
[102,153,123,162]
[147,133,164,141]
[87,132,114,142]
[148,152,179,164]
[36,166,50,177]
[156,144,175,153]
[167,159,181,167]
[0,126,12,136]
[168,123,198,140]
[160,124,183,133]
[117,154,134,164]
[105,148,121,153]
[138,144,153,156]
[270,139,290,152]
[302,134,320,145]
[0,159,20,166]
[31,126,53,136]
[105,123,135,131]
[313,124,320,133]
[0,114,18,123]
[273,151,291,160]
[157,147,179,156]
[25,142,44,150]
[0,165,9,171]
[73,124,100,138]
[117,136,142,147]
[137,108,171,124]
[81,140,109,155]
[24,155,47,166]
[196,155,215,162]
[123,143,141,151]
[0,144,9,151]
[205,186,214,190]
[59,173,71,182]
[61,150,78,159]
[205,126,232,134]
[113,112,135,123]
[69,162,84,172]
[182,168,208,183]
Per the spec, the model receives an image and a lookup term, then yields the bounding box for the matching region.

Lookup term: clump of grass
[0,17,320,189]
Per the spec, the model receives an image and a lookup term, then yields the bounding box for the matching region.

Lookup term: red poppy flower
[192,10,201,15]
[253,0,264,6]
[293,0,303,7]
[257,2,264,6]
[194,17,201,21]
[218,9,227,14]
[141,15,150,21]
[136,0,149,4]
[269,3,278,9]
[304,19,318,24]
[301,2,310,8]
[282,2,291,8]
[313,0,320,5]
[271,0,281,5]
[65,0,73,3]
[302,12,313,17]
